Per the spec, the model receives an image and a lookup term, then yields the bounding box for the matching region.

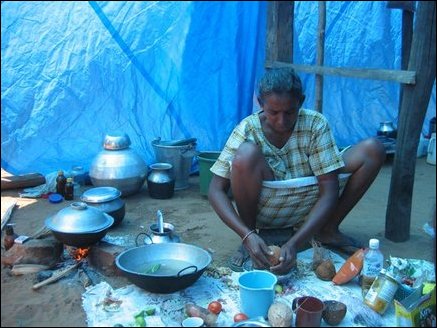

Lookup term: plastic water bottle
[361,238,384,297]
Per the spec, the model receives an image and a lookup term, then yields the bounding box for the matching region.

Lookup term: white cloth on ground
[19,171,58,198]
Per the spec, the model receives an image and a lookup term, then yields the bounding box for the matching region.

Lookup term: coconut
[315,259,336,281]
[267,245,281,266]
[268,301,293,327]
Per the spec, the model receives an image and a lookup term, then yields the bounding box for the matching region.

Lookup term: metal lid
[81,187,121,203]
[45,202,114,234]
[103,134,131,150]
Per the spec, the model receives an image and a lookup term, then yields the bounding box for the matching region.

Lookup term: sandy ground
[1,156,435,327]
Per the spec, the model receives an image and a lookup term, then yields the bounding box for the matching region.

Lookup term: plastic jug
[427,133,436,165]
[238,270,277,319]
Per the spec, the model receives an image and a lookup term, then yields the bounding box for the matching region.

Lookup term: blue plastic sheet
[1,1,435,175]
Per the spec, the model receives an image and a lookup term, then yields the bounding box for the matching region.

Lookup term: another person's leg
[316,137,386,247]
[229,142,274,268]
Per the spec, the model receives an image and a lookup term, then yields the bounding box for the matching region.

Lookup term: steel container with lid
[377,121,397,139]
[89,133,147,196]
[45,202,114,247]
[81,187,125,227]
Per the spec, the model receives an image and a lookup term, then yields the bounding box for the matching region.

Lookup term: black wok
[115,243,212,293]
[50,228,109,247]
[45,202,114,247]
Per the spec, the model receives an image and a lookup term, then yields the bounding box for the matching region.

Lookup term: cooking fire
[68,246,91,261]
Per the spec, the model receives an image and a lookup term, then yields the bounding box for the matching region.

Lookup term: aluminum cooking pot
[89,133,147,196]
[45,202,114,247]
[80,187,125,227]
[115,243,212,293]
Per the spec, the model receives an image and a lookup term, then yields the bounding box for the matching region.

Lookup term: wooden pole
[266,1,294,64]
[315,1,326,113]
[397,6,415,117]
[385,1,436,242]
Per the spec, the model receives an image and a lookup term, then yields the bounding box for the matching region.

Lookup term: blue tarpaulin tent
[1,1,435,175]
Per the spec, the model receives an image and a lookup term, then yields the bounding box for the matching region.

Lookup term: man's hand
[269,242,297,275]
[243,233,273,270]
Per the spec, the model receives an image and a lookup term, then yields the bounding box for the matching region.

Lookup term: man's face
[261,93,303,134]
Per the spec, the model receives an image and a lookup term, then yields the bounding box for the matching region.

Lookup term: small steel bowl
[103,134,131,150]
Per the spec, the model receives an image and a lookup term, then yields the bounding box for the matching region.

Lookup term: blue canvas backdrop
[1,1,435,175]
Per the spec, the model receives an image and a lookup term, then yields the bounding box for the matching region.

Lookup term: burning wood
[72,246,91,261]
[32,261,82,290]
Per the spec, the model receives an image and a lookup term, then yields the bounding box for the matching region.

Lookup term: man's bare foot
[314,231,364,249]
[228,244,250,272]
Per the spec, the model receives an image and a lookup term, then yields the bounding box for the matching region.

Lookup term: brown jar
[64,177,74,200]
[4,224,18,251]
[56,170,67,197]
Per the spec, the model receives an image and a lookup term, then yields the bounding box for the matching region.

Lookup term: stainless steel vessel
[89,134,147,196]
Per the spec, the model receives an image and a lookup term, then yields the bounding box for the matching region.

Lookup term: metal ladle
[157,210,164,233]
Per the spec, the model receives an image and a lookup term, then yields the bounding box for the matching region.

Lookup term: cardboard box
[394,284,436,327]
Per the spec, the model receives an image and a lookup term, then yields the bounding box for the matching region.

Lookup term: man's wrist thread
[242,229,256,243]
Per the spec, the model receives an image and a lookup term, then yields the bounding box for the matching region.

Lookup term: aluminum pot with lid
[81,187,125,227]
[89,133,147,196]
[377,121,397,138]
[45,202,114,247]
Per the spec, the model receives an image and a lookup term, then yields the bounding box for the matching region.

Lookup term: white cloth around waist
[262,173,352,189]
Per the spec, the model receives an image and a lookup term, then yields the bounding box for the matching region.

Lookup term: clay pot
[322,300,347,326]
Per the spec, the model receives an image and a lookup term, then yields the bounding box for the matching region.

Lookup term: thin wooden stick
[12,264,50,276]
[29,226,51,239]
[32,261,81,290]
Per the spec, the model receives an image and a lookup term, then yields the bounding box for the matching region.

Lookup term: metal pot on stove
[45,202,114,247]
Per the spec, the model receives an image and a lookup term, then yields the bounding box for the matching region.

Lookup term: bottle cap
[58,170,64,175]
[369,238,379,249]
[67,177,73,183]
[49,193,63,203]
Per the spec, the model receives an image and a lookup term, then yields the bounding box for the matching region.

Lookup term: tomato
[233,313,248,322]
[207,301,222,314]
